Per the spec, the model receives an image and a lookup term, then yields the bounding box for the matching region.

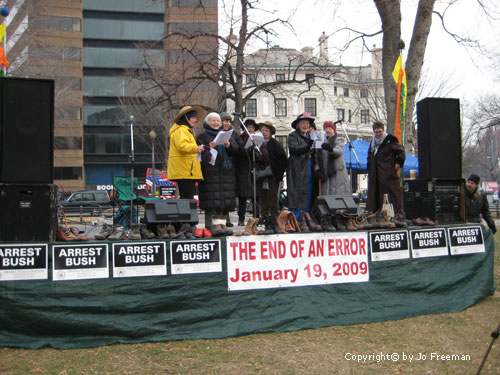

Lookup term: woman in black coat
[287,113,316,220]
[195,112,238,230]
[258,121,287,234]
[234,119,263,225]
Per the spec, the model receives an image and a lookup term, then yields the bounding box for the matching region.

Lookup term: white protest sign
[226,232,369,291]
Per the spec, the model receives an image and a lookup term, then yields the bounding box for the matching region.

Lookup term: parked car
[59,190,111,216]
[353,189,368,204]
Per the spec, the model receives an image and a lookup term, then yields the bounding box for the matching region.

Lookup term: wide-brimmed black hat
[258,121,276,135]
[173,105,205,124]
[291,113,315,129]
[243,119,259,130]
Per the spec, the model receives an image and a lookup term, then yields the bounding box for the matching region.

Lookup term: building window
[360,109,369,124]
[167,22,217,34]
[360,89,368,98]
[245,99,257,117]
[56,106,82,121]
[39,15,81,32]
[304,98,317,116]
[333,86,337,96]
[31,46,81,61]
[343,88,349,97]
[246,74,256,84]
[306,73,315,84]
[55,136,82,150]
[337,108,345,121]
[168,0,217,7]
[54,167,83,180]
[276,73,285,81]
[275,98,287,117]
[55,77,82,91]
[348,109,352,122]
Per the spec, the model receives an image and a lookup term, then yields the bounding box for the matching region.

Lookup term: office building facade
[4,0,218,193]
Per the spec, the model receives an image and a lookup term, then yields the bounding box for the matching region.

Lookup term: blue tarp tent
[343,139,418,176]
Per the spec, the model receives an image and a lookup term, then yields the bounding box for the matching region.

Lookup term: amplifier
[0,183,58,242]
[403,178,465,224]
[144,199,198,225]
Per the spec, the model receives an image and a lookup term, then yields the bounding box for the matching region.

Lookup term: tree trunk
[234,0,248,115]
[405,0,436,154]
[375,0,436,153]
[374,0,402,135]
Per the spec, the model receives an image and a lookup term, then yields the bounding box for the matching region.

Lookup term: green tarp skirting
[0,227,495,349]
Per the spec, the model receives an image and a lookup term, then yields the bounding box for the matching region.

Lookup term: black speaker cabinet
[403,178,465,224]
[417,97,462,179]
[0,183,58,242]
[144,199,198,225]
[311,195,359,223]
[0,77,54,183]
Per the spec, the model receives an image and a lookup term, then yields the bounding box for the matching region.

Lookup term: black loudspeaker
[311,195,358,223]
[144,199,199,225]
[0,184,58,242]
[0,77,54,183]
[417,97,462,179]
[403,178,465,224]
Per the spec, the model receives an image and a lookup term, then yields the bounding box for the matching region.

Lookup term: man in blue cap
[466,173,496,233]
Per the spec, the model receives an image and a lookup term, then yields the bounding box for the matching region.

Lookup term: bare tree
[122,0,346,162]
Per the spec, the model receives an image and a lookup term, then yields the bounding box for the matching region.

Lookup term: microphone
[232,112,241,117]
[333,119,342,126]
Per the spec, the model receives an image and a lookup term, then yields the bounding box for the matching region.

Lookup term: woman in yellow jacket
[167,106,205,199]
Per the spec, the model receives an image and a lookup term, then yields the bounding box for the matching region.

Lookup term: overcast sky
[223,0,500,102]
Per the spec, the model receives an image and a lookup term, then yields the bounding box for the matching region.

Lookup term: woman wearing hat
[196,112,238,233]
[287,113,318,225]
[317,121,351,196]
[257,121,287,234]
[235,119,263,225]
[167,105,205,199]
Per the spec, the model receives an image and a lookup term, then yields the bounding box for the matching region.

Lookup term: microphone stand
[129,115,135,229]
[236,116,262,218]
[339,121,361,189]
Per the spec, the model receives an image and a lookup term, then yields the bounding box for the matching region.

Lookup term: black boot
[320,214,336,232]
[269,215,283,234]
[258,216,274,235]
[333,213,347,231]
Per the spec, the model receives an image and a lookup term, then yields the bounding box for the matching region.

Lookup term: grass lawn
[1,234,499,375]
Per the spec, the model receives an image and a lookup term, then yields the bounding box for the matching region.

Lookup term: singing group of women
[166,106,352,235]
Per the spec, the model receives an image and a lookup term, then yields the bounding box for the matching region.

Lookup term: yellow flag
[0,23,5,43]
[392,55,407,145]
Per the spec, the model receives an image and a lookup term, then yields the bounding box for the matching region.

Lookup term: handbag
[382,194,395,219]
[254,165,273,181]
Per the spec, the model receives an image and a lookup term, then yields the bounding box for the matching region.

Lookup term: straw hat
[173,105,205,124]
[258,121,276,135]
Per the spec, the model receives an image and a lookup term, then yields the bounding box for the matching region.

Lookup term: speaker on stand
[0,77,57,242]
[417,97,462,179]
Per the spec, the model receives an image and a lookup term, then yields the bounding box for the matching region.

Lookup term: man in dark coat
[465,173,497,233]
[366,121,406,219]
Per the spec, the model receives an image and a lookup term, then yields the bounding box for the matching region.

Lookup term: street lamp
[149,130,157,197]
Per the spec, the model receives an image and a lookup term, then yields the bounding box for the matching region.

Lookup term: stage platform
[0,223,495,349]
